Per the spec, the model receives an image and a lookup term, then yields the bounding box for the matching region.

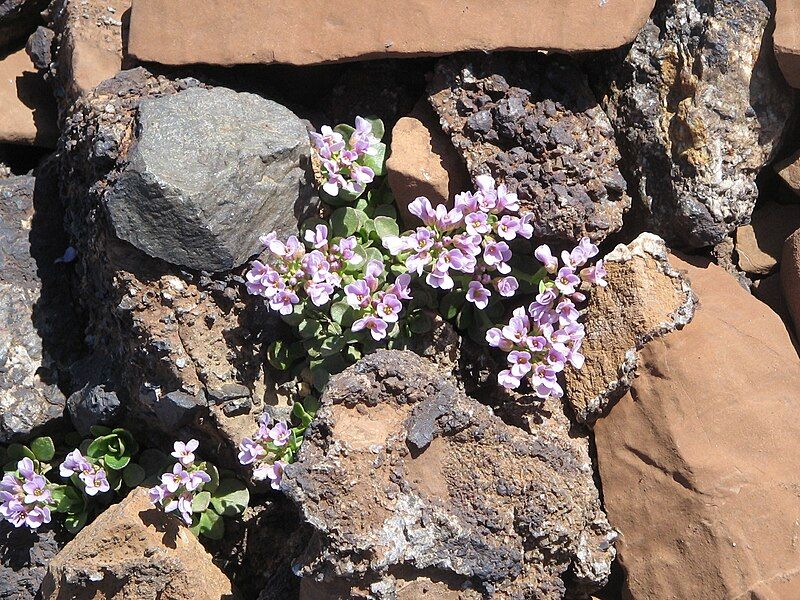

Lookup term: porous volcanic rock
[563,233,695,422]
[59,68,279,462]
[782,227,800,339]
[595,256,800,598]
[597,0,795,248]
[50,0,130,105]
[284,350,616,599]
[0,522,67,600]
[734,201,800,276]
[40,487,239,599]
[0,171,80,442]
[386,101,469,227]
[105,86,316,272]
[0,0,47,51]
[126,0,655,66]
[429,53,630,245]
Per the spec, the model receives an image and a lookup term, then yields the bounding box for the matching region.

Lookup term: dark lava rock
[24,25,53,70]
[106,86,317,272]
[66,384,121,436]
[0,522,67,600]
[0,0,48,52]
[594,0,795,249]
[428,53,631,245]
[284,350,615,599]
[0,169,80,442]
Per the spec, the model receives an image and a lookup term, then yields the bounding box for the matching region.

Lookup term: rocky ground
[2,0,800,599]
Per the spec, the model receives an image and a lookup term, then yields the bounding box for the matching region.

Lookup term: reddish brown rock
[40,487,239,599]
[776,148,800,197]
[563,233,695,422]
[753,272,794,333]
[386,102,469,227]
[734,201,800,275]
[775,0,800,87]
[127,0,656,67]
[782,227,800,339]
[51,0,130,102]
[0,47,57,146]
[595,256,800,599]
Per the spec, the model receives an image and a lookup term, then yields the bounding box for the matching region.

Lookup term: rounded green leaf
[365,117,385,141]
[373,216,399,240]
[30,437,55,462]
[64,511,88,534]
[7,443,35,461]
[197,508,225,540]
[359,143,387,176]
[86,435,114,459]
[103,453,131,471]
[210,479,250,517]
[267,339,295,371]
[330,207,362,238]
[192,490,212,513]
[122,463,146,488]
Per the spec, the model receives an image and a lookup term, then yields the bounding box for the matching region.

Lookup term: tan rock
[386,102,469,227]
[127,0,656,67]
[782,227,800,339]
[735,201,800,275]
[0,47,57,146]
[52,0,130,101]
[775,0,800,87]
[563,233,695,422]
[40,487,239,599]
[776,147,800,197]
[595,256,800,599]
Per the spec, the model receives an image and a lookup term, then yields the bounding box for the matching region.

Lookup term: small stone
[207,383,251,404]
[66,384,122,436]
[139,389,206,431]
[775,148,800,198]
[734,202,800,275]
[25,26,54,70]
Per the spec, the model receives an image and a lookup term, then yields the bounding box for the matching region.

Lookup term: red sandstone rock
[782,227,800,339]
[775,0,800,87]
[595,256,800,599]
[0,47,57,146]
[127,0,656,67]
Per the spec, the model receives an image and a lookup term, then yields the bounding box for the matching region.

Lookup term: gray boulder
[0,172,79,442]
[0,523,67,600]
[596,0,795,248]
[106,86,317,272]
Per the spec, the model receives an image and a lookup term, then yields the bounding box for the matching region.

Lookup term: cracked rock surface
[285,350,615,599]
[428,53,631,245]
[563,233,696,422]
[596,0,795,248]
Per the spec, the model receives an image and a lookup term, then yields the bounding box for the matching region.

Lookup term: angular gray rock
[0,173,79,442]
[428,53,631,245]
[105,86,317,272]
[0,0,48,52]
[284,350,615,599]
[0,523,67,600]
[596,0,795,248]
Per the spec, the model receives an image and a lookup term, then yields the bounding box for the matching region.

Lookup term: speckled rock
[563,233,695,422]
[59,68,278,463]
[429,53,631,245]
[0,171,79,442]
[284,350,616,599]
[597,0,795,248]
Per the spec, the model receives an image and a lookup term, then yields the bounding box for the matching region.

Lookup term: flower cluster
[344,261,413,341]
[0,458,55,528]
[149,440,211,525]
[246,226,360,315]
[59,449,110,496]
[383,175,530,307]
[311,117,382,197]
[239,413,303,490]
[486,238,607,394]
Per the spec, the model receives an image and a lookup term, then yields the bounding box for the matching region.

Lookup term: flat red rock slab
[775,0,800,87]
[126,0,656,66]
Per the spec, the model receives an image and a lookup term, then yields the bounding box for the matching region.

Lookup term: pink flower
[352,315,389,341]
[345,280,372,309]
[486,327,513,351]
[497,369,521,390]
[408,197,436,226]
[508,351,533,377]
[376,293,403,323]
[268,422,291,447]
[304,224,329,249]
[534,245,558,273]
[496,276,519,298]
[466,281,491,309]
[171,439,199,466]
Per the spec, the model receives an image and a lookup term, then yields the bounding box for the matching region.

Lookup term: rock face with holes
[105,85,316,273]
[597,0,795,248]
[429,53,630,244]
[40,487,239,599]
[0,171,80,442]
[595,256,800,598]
[284,350,615,599]
[59,68,282,463]
[563,233,695,422]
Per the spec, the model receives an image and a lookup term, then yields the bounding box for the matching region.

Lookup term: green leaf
[197,508,225,540]
[330,300,356,327]
[30,437,55,462]
[203,463,220,493]
[333,123,355,139]
[210,479,250,517]
[86,435,115,459]
[122,463,145,487]
[410,312,433,334]
[330,207,363,238]
[297,318,323,340]
[373,204,397,219]
[7,443,35,461]
[359,143,387,176]
[104,451,131,471]
[192,491,212,513]
[64,511,88,533]
[440,292,465,321]
[373,216,399,240]
[319,335,345,357]
[365,117,385,141]
[113,429,139,456]
[267,339,295,371]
